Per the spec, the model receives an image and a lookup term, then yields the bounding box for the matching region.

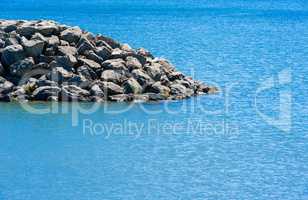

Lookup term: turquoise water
[0,0,308,199]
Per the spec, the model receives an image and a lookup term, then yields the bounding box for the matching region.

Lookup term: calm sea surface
[0,0,308,199]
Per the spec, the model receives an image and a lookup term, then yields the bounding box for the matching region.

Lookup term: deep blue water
[0,0,308,199]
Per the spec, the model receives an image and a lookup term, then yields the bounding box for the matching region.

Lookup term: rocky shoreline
[0,20,216,102]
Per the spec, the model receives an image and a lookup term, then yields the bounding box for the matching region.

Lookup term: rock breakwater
[0,20,216,102]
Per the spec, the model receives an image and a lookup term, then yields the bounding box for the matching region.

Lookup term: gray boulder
[170,83,194,97]
[77,65,97,81]
[131,69,153,86]
[32,86,61,101]
[21,37,45,57]
[79,58,101,69]
[57,45,77,56]
[17,25,37,38]
[126,56,142,70]
[47,36,60,47]
[145,82,170,97]
[60,27,82,44]
[123,78,142,94]
[48,67,74,83]
[95,46,111,60]
[101,70,127,84]
[90,84,104,97]
[145,63,162,81]
[99,81,124,96]
[77,37,95,55]
[102,58,127,71]
[0,76,14,94]
[9,57,35,77]
[85,50,105,64]
[1,44,25,66]
[61,85,90,101]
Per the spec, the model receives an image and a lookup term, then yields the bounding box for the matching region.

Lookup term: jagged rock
[98,81,124,96]
[96,34,121,49]
[90,84,104,97]
[57,45,77,56]
[79,58,101,69]
[32,86,61,101]
[60,27,82,44]
[21,37,45,57]
[17,25,37,38]
[167,71,184,81]
[77,37,95,55]
[137,48,154,59]
[110,48,134,59]
[131,69,153,86]
[123,78,142,94]
[1,44,25,66]
[4,37,19,46]
[31,32,46,42]
[101,70,127,84]
[102,58,127,71]
[47,35,60,47]
[145,82,170,97]
[170,83,194,97]
[77,65,97,81]
[55,55,77,70]
[48,67,74,83]
[35,21,59,36]
[61,85,90,101]
[145,63,162,81]
[85,50,105,64]
[126,56,142,71]
[9,57,35,77]
[0,76,14,94]
[95,46,111,60]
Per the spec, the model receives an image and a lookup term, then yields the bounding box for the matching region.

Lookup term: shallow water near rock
[0,0,308,200]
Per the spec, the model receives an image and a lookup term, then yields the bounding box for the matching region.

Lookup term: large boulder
[21,37,45,57]
[145,63,162,81]
[170,83,194,97]
[90,84,104,97]
[77,37,95,55]
[32,86,61,101]
[0,76,14,94]
[48,67,74,83]
[123,78,142,94]
[95,46,111,60]
[101,70,127,84]
[98,81,124,96]
[85,50,105,64]
[1,44,25,66]
[102,58,127,71]
[126,56,142,71]
[9,57,35,77]
[79,58,101,69]
[60,27,82,44]
[57,45,78,56]
[55,55,77,70]
[77,65,97,81]
[131,69,153,86]
[145,82,170,97]
[61,85,90,101]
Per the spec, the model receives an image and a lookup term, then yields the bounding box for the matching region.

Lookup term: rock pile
[0,20,216,102]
